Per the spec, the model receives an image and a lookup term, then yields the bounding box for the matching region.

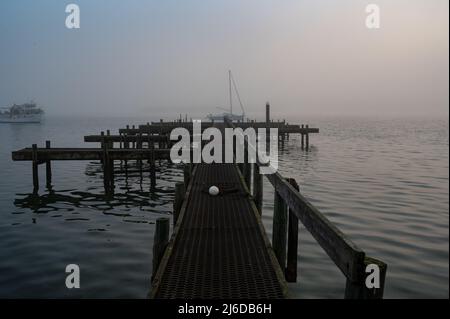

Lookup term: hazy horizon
[0,0,448,119]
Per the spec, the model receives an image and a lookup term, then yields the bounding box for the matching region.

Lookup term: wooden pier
[149,119,387,299]
[11,105,386,298]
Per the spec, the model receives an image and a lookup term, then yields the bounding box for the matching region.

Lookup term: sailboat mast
[229,70,233,115]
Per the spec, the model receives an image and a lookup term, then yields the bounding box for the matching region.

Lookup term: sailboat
[207,70,245,122]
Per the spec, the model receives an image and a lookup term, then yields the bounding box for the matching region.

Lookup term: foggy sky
[0,0,448,119]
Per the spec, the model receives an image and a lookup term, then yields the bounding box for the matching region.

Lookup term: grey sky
[0,0,448,119]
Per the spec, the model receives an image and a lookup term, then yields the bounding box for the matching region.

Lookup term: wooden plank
[265,171,365,282]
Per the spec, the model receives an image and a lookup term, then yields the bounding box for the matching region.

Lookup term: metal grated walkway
[153,163,286,299]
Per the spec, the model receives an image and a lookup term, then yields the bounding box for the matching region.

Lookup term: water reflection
[14,160,182,224]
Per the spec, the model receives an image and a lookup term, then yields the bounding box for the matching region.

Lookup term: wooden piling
[273,188,287,270]
[45,141,52,188]
[286,178,299,282]
[150,148,156,190]
[253,164,262,214]
[305,125,309,149]
[152,217,170,282]
[243,139,251,189]
[32,144,39,192]
[345,257,387,299]
[183,164,191,188]
[173,182,185,226]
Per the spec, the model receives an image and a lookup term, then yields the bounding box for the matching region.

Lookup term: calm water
[0,116,448,298]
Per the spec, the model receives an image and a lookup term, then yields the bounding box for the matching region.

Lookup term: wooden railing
[225,118,387,299]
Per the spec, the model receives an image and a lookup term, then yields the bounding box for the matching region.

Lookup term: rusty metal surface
[155,163,284,299]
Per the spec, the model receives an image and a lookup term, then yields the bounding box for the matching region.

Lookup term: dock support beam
[32,144,39,193]
[152,217,170,282]
[45,141,52,189]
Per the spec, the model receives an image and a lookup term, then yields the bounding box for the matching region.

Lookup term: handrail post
[253,164,262,214]
[273,188,287,271]
[345,257,387,299]
[286,178,299,282]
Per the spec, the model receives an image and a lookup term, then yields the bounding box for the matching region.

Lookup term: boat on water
[0,102,44,123]
[207,70,245,122]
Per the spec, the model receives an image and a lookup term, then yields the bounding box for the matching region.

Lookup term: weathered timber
[286,178,299,282]
[173,182,185,226]
[265,171,365,283]
[253,163,263,214]
[151,217,170,282]
[273,187,288,270]
[45,141,52,188]
[345,257,387,299]
[32,144,39,192]
[12,148,171,161]
[85,135,169,143]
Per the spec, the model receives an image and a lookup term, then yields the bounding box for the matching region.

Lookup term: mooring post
[301,125,305,149]
[32,144,39,192]
[266,102,270,123]
[45,141,52,189]
[253,164,263,214]
[150,148,156,190]
[243,139,251,189]
[101,134,111,191]
[345,257,387,299]
[273,188,288,271]
[152,217,170,282]
[305,125,309,149]
[138,132,143,175]
[173,182,185,226]
[183,164,191,188]
[286,178,299,282]
[100,131,105,165]
[106,130,112,149]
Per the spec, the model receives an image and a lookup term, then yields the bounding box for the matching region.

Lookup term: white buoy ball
[209,185,219,196]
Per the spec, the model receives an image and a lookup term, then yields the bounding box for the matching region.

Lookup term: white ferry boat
[0,102,44,123]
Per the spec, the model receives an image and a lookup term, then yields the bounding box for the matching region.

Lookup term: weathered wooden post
[32,144,39,192]
[243,139,251,189]
[345,257,387,299]
[45,141,52,189]
[305,124,309,149]
[272,188,287,270]
[183,164,191,188]
[253,164,263,214]
[106,130,113,149]
[152,217,170,282]
[266,102,270,123]
[150,148,156,190]
[173,182,185,226]
[286,178,299,282]
[301,125,305,149]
